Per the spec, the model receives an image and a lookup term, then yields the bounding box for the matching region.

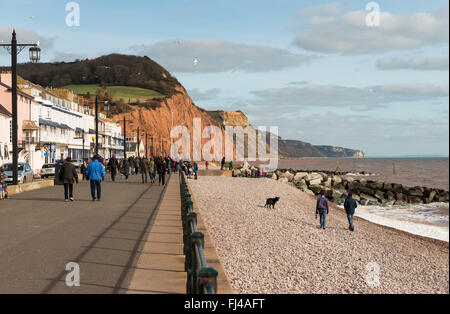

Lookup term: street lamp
[0,30,41,185]
[116,118,133,159]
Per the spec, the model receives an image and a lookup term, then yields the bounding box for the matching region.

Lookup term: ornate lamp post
[0,30,40,185]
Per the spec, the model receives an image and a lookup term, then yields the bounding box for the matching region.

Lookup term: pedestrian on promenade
[134,157,140,176]
[229,160,233,170]
[60,157,78,202]
[344,192,358,232]
[107,155,119,182]
[205,161,209,170]
[122,158,130,180]
[157,157,166,186]
[193,162,198,180]
[316,192,329,230]
[80,161,87,180]
[149,157,155,184]
[0,166,8,200]
[140,157,149,184]
[221,157,225,170]
[85,155,106,201]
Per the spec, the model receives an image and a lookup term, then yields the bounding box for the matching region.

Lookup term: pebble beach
[188,176,449,294]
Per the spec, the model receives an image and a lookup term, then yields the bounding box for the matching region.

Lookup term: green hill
[64,84,164,103]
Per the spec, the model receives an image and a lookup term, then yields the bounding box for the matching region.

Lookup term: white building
[0,104,12,165]
[17,79,124,172]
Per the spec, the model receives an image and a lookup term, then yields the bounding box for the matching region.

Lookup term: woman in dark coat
[60,157,78,202]
[344,192,358,231]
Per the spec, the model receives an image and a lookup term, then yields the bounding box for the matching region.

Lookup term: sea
[277,157,449,242]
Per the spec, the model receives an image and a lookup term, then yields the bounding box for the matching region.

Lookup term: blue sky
[1,0,448,156]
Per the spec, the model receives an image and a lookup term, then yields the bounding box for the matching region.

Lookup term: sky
[0,0,448,156]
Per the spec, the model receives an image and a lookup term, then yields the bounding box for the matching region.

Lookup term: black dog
[265,197,280,209]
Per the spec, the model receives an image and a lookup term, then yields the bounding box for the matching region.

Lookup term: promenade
[0,173,183,293]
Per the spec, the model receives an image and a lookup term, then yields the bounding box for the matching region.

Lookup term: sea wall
[232,163,450,206]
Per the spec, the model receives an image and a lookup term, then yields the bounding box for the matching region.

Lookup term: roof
[0,81,34,100]
[39,119,73,130]
[22,120,40,130]
[0,104,11,117]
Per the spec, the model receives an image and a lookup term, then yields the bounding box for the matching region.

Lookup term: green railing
[180,171,218,294]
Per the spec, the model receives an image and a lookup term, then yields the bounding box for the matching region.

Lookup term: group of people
[60,154,180,203]
[315,191,358,231]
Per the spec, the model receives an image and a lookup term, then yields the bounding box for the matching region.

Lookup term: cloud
[295,2,346,18]
[52,51,88,62]
[287,81,310,86]
[292,6,449,54]
[130,40,313,73]
[376,56,449,71]
[188,88,221,101]
[248,83,449,111]
[0,27,55,54]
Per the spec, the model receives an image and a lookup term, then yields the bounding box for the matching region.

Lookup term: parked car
[2,162,34,184]
[41,163,56,178]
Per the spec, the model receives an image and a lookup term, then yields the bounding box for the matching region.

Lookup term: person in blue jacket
[193,162,198,180]
[85,155,106,201]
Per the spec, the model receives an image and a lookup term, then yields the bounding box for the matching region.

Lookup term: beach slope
[189,177,449,294]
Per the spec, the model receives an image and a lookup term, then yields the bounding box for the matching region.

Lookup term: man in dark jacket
[60,157,79,202]
[316,192,329,229]
[157,157,166,186]
[344,192,358,231]
[107,155,119,182]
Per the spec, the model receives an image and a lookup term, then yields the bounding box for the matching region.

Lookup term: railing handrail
[180,170,218,294]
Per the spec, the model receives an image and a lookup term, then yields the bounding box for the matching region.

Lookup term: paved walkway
[0,174,173,293]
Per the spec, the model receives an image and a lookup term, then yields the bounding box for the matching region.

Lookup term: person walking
[134,157,140,176]
[221,157,225,170]
[193,162,199,180]
[60,157,78,202]
[149,157,155,184]
[85,155,106,201]
[205,161,209,171]
[122,158,130,180]
[80,161,87,181]
[316,192,329,229]
[157,157,166,186]
[140,157,149,184]
[107,155,119,182]
[0,165,8,200]
[344,192,358,231]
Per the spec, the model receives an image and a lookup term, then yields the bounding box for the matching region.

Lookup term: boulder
[304,189,316,196]
[332,176,342,185]
[296,180,308,192]
[408,196,423,204]
[242,161,251,170]
[280,171,294,182]
[232,169,242,177]
[278,177,290,184]
[272,173,278,180]
[309,185,324,195]
[383,182,393,191]
[407,187,424,197]
[360,193,378,202]
[352,194,361,202]
[374,190,385,201]
[385,191,396,202]
[367,181,384,191]
[306,173,323,183]
[323,178,332,188]
[425,190,437,203]
[293,172,308,183]
[394,200,408,206]
[308,178,322,186]
[359,186,376,196]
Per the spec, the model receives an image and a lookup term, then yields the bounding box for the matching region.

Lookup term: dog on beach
[265,197,280,209]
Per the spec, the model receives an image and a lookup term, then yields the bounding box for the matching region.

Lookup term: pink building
[0,72,37,146]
